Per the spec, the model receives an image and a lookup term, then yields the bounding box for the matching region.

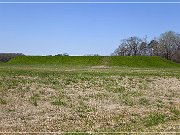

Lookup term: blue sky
[0,0,180,56]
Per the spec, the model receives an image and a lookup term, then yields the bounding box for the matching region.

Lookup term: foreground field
[0,65,180,133]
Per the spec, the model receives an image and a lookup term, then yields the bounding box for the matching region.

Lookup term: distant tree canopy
[112,31,180,63]
[84,54,100,56]
[55,53,69,56]
[0,53,25,62]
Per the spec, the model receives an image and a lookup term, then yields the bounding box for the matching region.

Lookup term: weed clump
[52,98,67,106]
[144,113,167,127]
[139,97,150,105]
[0,98,7,105]
[29,93,39,106]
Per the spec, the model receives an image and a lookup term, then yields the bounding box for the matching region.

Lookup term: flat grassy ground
[0,57,180,133]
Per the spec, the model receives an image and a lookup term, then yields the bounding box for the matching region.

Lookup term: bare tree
[159,31,180,60]
[112,37,142,56]
[139,41,148,56]
[148,39,160,56]
[112,31,180,63]
[172,49,180,63]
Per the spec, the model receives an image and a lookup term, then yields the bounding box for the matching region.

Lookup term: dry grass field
[0,65,180,133]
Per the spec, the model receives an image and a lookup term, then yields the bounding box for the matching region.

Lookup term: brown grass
[0,67,180,132]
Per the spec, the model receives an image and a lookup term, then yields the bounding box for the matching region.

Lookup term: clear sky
[0,0,180,56]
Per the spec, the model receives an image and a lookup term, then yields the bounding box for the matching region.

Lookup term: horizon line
[0,1,180,4]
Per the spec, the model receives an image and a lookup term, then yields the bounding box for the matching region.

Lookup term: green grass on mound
[7,56,103,66]
[5,56,180,68]
[109,56,179,67]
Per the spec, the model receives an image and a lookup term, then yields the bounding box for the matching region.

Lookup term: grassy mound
[6,56,180,68]
[109,56,179,67]
[7,56,103,66]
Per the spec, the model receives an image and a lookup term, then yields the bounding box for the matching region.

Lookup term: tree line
[0,53,24,62]
[112,31,180,63]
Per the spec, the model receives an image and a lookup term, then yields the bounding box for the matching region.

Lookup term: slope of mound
[6,56,180,68]
[109,56,179,67]
[7,56,104,66]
